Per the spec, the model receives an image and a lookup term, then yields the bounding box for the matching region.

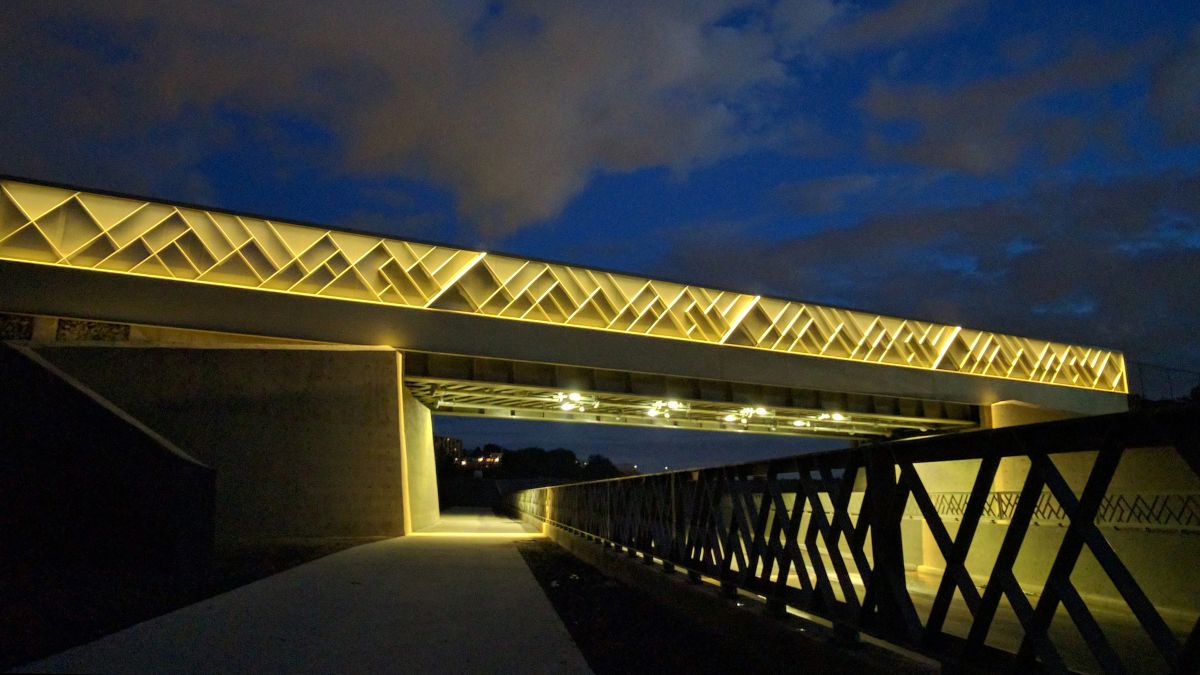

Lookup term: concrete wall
[34,345,418,546]
[0,343,214,593]
[401,385,440,532]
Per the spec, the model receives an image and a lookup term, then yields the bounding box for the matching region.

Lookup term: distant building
[434,435,464,460]
[454,450,502,474]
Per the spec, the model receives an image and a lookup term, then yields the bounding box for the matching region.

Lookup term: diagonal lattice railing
[508,406,1200,674]
[0,178,1125,392]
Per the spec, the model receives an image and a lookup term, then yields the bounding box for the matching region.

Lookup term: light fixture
[551,391,598,411]
[722,406,773,425]
[648,399,688,418]
[831,413,847,421]
[792,420,809,427]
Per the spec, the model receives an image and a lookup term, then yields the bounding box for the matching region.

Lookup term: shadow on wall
[0,343,215,667]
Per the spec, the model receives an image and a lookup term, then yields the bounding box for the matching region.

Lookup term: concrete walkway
[19,509,591,674]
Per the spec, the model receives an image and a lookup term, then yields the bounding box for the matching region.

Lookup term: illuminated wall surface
[0,179,1126,393]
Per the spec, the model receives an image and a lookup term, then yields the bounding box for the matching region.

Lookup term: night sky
[4,1,1198,469]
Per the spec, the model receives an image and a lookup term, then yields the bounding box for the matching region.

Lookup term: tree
[581,454,620,480]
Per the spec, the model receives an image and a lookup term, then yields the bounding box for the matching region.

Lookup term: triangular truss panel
[0,179,1126,393]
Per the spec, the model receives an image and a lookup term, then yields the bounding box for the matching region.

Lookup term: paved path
[19,510,591,674]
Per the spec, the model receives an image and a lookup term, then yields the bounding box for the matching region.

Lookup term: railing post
[670,472,677,561]
[866,445,920,642]
[606,481,612,543]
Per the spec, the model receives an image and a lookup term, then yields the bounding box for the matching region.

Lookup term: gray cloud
[824,0,985,54]
[0,0,1004,237]
[770,0,844,57]
[1150,26,1200,145]
[0,0,828,237]
[775,173,880,214]
[663,171,1200,370]
[862,39,1161,174]
[772,169,972,216]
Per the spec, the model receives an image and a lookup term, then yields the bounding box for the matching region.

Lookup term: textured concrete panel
[35,345,406,545]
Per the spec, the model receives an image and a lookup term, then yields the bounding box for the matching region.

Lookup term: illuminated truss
[405,378,976,439]
[0,179,1126,392]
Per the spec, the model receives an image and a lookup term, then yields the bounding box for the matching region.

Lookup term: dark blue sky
[4,1,1199,467]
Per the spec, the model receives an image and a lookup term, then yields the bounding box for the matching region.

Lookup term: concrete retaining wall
[33,345,415,546]
[0,343,215,591]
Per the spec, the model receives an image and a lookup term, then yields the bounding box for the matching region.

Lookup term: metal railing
[508,406,1200,674]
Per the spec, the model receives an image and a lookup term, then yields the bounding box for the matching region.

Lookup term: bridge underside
[3,310,977,440]
[403,352,976,438]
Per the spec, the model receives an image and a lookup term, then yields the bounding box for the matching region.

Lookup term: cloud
[773,169,968,216]
[861,39,1161,174]
[0,0,1016,237]
[775,174,880,214]
[1150,26,1200,145]
[662,170,1200,370]
[0,0,842,236]
[770,0,845,54]
[823,0,985,54]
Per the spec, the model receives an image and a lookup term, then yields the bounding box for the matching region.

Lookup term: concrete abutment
[27,343,440,547]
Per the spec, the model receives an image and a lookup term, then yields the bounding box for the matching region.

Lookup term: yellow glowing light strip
[0,179,1127,393]
[408,531,546,539]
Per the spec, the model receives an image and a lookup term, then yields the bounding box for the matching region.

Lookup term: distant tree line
[1128,384,1200,410]
[457,443,623,481]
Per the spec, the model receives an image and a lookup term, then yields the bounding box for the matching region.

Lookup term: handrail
[508,405,1200,673]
